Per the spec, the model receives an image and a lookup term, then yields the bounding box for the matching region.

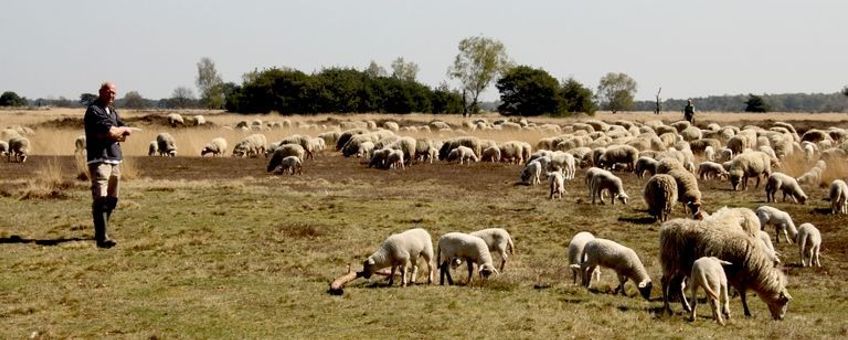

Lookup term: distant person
[83,82,133,248]
[684,99,696,124]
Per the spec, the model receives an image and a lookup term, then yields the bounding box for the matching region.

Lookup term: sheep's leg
[712,295,724,326]
[689,282,698,322]
[721,284,731,320]
[400,263,409,287]
[799,237,808,267]
[499,251,507,272]
[571,267,578,285]
[387,265,397,286]
[740,289,752,317]
[661,274,673,315]
[674,275,691,313]
[814,245,822,267]
[465,258,474,285]
[614,273,626,295]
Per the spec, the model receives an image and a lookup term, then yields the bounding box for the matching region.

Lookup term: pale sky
[1,0,846,102]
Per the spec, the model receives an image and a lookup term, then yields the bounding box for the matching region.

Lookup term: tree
[431,82,463,114]
[495,65,561,116]
[596,72,637,113]
[196,57,224,109]
[390,57,419,82]
[744,94,770,112]
[0,91,27,107]
[559,78,597,115]
[842,85,848,97]
[79,93,98,106]
[122,91,147,109]
[365,60,387,78]
[448,35,512,116]
[171,86,196,109]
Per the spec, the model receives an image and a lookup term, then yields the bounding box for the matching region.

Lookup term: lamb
[447,145,478,165]
[796,223,822,267]
[567,232,601,284]
[548,151,577,179]
[697,162,729,181]
[688,257,733,325]
[439,136,482,160]
[266,144,306,172]
[270,156,303,175]
[362,228,435,287]
[155,133,177,157]
[74,135,86,154]
[828,179,848,214]
[755,206,798,244]
[727,151,772,191]
[586,168,629,205]
[796,161,826,185]
[355,141,375,158]
[232,134,267,158]
[386,149,405,170]
[166,113,184,127]
[368,148,391,169]
[764,172,807,204]
[481,145,501,163]
[598,145,639,171]
[667,169,702,217]
[520,160,543,185]
[147,141,158,156]
[498,141,525,163]
[578,238,652,300]
[635,156,658,178]
[468,228,515,272]
[548,171,565,199]
[200,137,227,157]
[644,174,678,222]
[437,232,498,285]
[7,136,30,163]
[659,218,792,319]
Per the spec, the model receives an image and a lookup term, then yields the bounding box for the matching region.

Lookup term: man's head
[99,82,117,106]
[687,99,693,104]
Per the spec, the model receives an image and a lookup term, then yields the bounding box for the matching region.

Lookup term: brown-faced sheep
[644,174,678,222]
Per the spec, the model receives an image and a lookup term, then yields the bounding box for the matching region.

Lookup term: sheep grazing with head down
[667,169,702,217]
[598,145,639,171]
[548,171,565,199]
[481,145,501,163]
[385,149,405,170]
[579,238,652,300]
[155,133,177,157]
[644,174,678,222]
[567,231,601,285]
[764,172,807,204]
[688,257,733,326]
[520,160,543,185]
[200,137,228,157]
[269,156,302,175]
[828,179,848,215]
[362,228,434,287]
[232,134,267,158]
[635,156,658,178]
[468,228,515,272]
[698,162,729,181]
[586,168,629,205]
[755,206,798,244]
[437,232,498,285]
[796,223,822,268]
[7,136,30,163]
[0,141,8,157]
[266,144,306,172]
[447,145,478,165]
[727,151,772,191]
[659,218,792,320]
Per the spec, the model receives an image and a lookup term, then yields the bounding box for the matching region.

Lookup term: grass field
[1,110,848,338]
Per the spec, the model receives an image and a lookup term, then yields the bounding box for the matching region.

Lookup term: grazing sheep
[0,141,7,156]
[355,141,375,158]
[362,228,435,287]
[764,172,807,204]
[499,141,526,163]
[155,133,177,157]
[548,151,576,179]
[481,145,501,163]
[567,232,601,284]
[598,145,639,171]
[635,156,659,178]
[728,151,772,191]
[437,232,498,285]
[200,137,227,157]
[266,144,306,172]
[667,169,702,217]
[270,156,303,175]
[368,148,391,169]
[468,228,515,272]
[659,218,792,319]
[233,134,267,158]
[586,168,629,205]
[688,257,732,325]
[656,157,685,174]
[579,238,653,300]
[698,162,729,181]
[796,223,822,267]
[644,174,678,222]
[755,206,798,244]
[447,145,478,165]
[74,135,86,154]
[166,113,184,127]
[147,140,158,156]
[439,136,482,160]
[7,136,30,163]
[548,171,565,199]
[386,149,405,170]
[520,160,543,185]
[828,179,848,214]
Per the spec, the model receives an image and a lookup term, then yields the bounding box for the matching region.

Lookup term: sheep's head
[687,201,702,217]
[638,280,653,301]
[797,194,808,205]
[361,258,377,279]
[478,264,498,279]
[729,171,743,190]
[616,192,630,205]
[767,289,792,320]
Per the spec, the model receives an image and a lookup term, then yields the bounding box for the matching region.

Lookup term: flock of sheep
[8,111,847,326]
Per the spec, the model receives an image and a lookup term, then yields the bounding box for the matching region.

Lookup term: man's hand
[108,126,132,142]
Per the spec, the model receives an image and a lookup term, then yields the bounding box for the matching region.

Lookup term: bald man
[83,82,132,248]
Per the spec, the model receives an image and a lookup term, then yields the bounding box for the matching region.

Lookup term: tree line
[633,93,848,113]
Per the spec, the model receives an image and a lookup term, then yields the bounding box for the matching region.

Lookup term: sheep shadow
[617,216,657,225]
[0,235,91,246]
[811,207,834,215]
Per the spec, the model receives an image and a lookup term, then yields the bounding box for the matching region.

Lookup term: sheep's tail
[436,243,442,267]
[507,235,515,255]
[717,260,732,266]
[697,272,720,301]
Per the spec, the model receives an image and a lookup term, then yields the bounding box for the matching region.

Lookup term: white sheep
[688,257,732,325]
[548,171,565,199]
[272,156,303,175]
[266,144,306,172]
[468,228,515,272]
[7,136,30,163]
[697,162,729,181]
[437,232,498,285]
[549,151,576,179]
[579,238,652,300]
[386,149,405,170]
[481,145,501,163]
[727,151,773,191]
[447,145,478,165]
[520,160,543,185]
[233,134,267,158]
[362,228,435,287]
[765,172,807,204]
[166,113,185,127]
[755,206,798,244]
[828,180,848,214]
[200,137,228,157]
[567,231,601,284]
[586,168,629,205]
[635,156,658,178]
[796,223,822,267]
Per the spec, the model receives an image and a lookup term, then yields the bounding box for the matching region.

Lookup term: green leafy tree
[560,78,597,115]
[0,91,27,107]
[122,91,147,109]
[79,93,98,106]
[744,94,770,112]
[171,86,196,109]
[431,82,463,114]
[596,72,637,113]
[365,60,387,78]
[196,57,225,109]
[495,65,561,116]
[448,35,512,116]
[391,57,419,82]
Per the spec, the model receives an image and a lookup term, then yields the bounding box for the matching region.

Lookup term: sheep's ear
[781,290,792,301]
[638,280,650,288]
[366,258,375,265]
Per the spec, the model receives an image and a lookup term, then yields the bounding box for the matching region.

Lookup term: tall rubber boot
[93,198,116,249]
